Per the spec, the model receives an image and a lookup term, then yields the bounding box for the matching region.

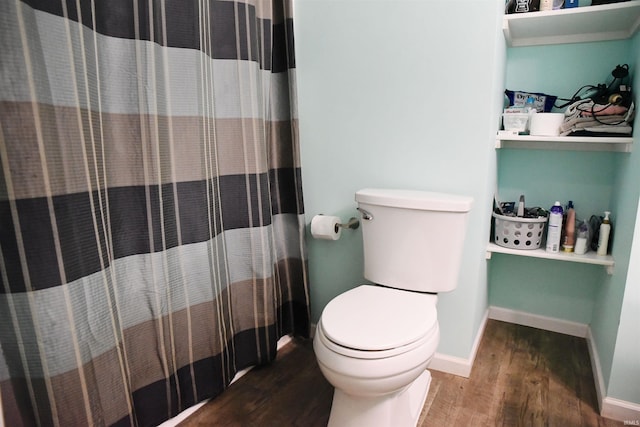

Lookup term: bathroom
[294,0,639,421]
[1,0,638,425]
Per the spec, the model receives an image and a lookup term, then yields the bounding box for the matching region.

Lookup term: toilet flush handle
[357,208,373,221]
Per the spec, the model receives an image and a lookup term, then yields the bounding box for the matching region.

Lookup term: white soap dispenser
[596,211,611,256]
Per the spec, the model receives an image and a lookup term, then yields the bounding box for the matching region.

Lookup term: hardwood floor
[179,320,621,427]
[420,320,618,427]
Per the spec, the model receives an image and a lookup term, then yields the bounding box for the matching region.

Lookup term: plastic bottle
[524,96,537,133]
[524,96,536,113]
[540,0,553,11]
[562,201,575,252]
[546,201,564,253]
[597,211,611,256]
[574,220,589,255]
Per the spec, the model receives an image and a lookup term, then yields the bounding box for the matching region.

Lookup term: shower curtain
[0,0,310,425]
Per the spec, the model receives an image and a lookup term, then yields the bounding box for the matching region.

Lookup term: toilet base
[327,369,432,427]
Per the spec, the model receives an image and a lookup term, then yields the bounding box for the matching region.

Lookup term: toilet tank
[355,189,473,293]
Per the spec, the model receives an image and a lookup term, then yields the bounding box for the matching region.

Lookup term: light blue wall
[607,197,640,403]
[504,41,633,111]
[293,0,639,407]
[490,254,605,323]
[293,0,505,359]
[591,31,640,403]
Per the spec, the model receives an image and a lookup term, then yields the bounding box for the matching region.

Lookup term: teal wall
[294,0,505,359]
[294,0,639,407]
[608,197,640,402]
[592,31,640,402]
[489,254,605,323]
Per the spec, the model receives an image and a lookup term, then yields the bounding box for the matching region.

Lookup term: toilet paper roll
[529,113,565,136]
[311,215,342,240]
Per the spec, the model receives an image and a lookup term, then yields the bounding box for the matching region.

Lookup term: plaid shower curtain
[0,0,310,425]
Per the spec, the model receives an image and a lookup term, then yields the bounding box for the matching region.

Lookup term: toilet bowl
[313,188,473,427]
[314,285,439,427]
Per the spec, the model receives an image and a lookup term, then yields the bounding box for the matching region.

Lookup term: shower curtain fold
[0,0,310,425]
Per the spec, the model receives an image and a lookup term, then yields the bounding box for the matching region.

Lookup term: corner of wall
[588,28,640,409]
[587,327,640,422]
[429,309,489,378]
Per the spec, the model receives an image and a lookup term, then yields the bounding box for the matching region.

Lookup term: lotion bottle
[597,211,611,256]
[546,201,563,253]
[562,201,575,252]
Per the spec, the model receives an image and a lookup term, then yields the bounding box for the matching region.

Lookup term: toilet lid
[320,285,438,351]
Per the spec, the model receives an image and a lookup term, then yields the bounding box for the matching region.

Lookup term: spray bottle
[546,201,564,253]
[597,211,611,256]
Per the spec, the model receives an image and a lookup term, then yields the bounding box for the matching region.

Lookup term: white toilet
[313,188,473,427]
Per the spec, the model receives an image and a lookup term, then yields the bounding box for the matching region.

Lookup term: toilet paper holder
[336,217,360,232]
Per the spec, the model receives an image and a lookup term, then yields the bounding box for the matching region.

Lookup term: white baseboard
[429,309,489,378]
[488,306,589,338]
[428,353,473,378]
[601,397,640,422]
[586,329,640,422]
[585,327,607,414]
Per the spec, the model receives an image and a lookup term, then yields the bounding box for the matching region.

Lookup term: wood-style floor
[179,320,620,427]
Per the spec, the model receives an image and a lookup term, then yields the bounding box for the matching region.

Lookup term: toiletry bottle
[540,0,553,11]
[517,195,525,217]
[546,201,564,253]
[575,220,589,255]
[524,96,536,133]
[524,96,536,113]
[597,211,611,256]
[522,96,538,132]
[562,201,575,252]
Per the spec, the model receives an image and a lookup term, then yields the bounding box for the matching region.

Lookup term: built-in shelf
[495,134,634,152]
[493,3,632,277]
[503,1,640,47]
[486,242,615,274]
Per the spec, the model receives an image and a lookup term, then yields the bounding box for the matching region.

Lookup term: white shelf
[503,1,640,47]
[495,134,634,152]
[486,242,615,274]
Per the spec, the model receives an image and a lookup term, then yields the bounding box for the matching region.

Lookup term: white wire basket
[493,212,547,250]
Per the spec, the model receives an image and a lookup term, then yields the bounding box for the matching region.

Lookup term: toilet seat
[319,285,438,359]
